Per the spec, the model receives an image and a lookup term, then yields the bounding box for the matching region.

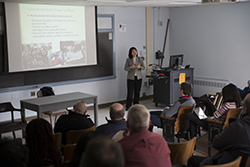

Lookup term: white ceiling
[1,0,250,7]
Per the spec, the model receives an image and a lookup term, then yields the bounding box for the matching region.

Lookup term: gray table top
[20,92,97,106]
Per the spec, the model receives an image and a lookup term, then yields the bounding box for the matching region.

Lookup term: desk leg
[94,97,98,126]
[20,102,26,118]
[38,107,42,118]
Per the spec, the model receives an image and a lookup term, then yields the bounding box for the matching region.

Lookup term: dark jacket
[95,118,126,137]
[211,112,250,166]
[54,110,94,145]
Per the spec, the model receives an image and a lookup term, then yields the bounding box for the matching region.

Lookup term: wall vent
[202,0,236,3]
[194,78,229,88]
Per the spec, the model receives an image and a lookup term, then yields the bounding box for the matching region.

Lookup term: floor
[2,97,217,157]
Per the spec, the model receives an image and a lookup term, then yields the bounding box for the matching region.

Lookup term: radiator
[193,77,230,97]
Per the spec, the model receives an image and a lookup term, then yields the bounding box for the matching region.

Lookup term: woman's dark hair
[128,47,138,59]
[68,131,101,167]
[25,118,61,167]
[222,83,242,108]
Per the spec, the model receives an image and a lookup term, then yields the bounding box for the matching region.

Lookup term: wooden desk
[20,92,99,125]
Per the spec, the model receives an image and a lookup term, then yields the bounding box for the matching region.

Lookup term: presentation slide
[5,3,97,72]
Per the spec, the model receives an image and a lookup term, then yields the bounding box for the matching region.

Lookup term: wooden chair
[66,125,95,144]
[0,102,27,138]
[63,144,76,163]
[168,137,197,166]
[206,108,242,156]
[244,155,250,167]
[13,138,23,144]
[208,92,223,110]
[202,156,242,167]
[208,93,219,105]
[214,92,223,110]
[160,105,194,142]
[54,132,62,150]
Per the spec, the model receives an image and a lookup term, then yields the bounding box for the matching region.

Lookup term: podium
[151,68,194,106]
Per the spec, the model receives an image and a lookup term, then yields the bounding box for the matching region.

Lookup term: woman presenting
[124,47,145,110]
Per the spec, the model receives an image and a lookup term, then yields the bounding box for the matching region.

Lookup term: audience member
[233,80,250,100]
[188,93,250,167]
[37,86,55,97]
[54,100,94,145]
[26,118,61,167]
[119,104,172,167]
[96,103,126,137]
[176,83,242,139]
[80,136,124,167]
[68,131,101,167]
[0,138,29,167]
[150,82,195,128]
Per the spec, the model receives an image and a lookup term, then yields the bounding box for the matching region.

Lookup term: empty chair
[168,137,196,166]
[0,102,27,138]
[63,144,76,163]
[66,125,95,145]
[201,156,242,167]
[54,132,62,150]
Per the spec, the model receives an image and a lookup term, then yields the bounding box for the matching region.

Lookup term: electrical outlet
[158,21,163,26]
[30,91,35,96]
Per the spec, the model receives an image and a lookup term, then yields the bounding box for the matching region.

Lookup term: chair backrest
[222,108,242,130]
[0,102,15,112]
[66,125,95,144]
[175,105,194,133]
[13,138,23,145]
[168,137,197,165]
[208,94,219,105]
[0,102,25,123]
[244,155,250,167]
[54,132,62,150]
[63,144,76,163]
[214,92,223,110]
[202,156,242,167]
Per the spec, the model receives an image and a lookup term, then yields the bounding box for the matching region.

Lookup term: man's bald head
[74,101,87,115]
[109,103,125,120]
[243,94,250,114]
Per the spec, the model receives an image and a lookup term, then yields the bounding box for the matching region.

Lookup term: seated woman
[176,83,242,139]
[25,118,61,167]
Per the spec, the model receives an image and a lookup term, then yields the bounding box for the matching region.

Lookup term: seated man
[54,100,94,145]
[188,93,250,167]
[119,104,172,167]
[95,103,126,137]
[150,82,196,128]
